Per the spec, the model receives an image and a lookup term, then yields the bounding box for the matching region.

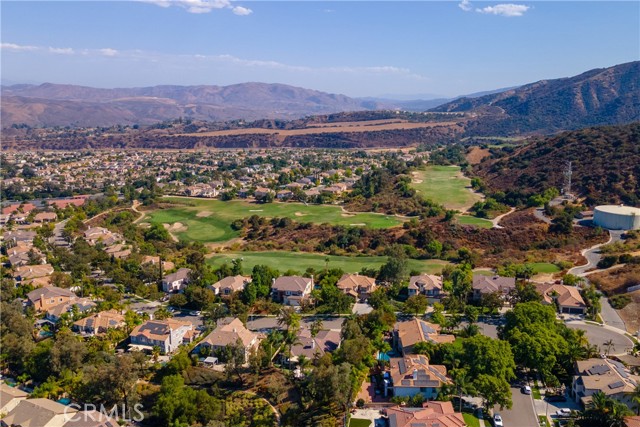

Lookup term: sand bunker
[196,211,212,218]
[341,213,355,217]
[249,209,264,212]
[169,222,188,232]
[294,212,306,217]
[350,223,366,226]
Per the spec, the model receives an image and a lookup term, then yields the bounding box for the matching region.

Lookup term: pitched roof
[0,383,29,407]
[395,319,455,350]
[409,275,443,291]
[574,358,640,396]
[472,275,516,294]
[336,274,376,291]
[163,268,191,283]
[386,402,466,427]
[200,317,258,348]
[73,310,125,333]
[27,286,76,303]
[1,398,74,427]
[273,276,312,292]
[211,275,251,293]
[130,319,192,341]
[289,329,341,359]
[63,411,119,427]
[537,283,586,308]
[389,355,451,390]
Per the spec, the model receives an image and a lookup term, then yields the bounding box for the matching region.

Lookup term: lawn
[349,419,371,427]
[462,412,481,427]
[410,166,483,211]
[456,215,493,228]
[207,251,450,275]
[145,197,403,243]
[530,262,562,274]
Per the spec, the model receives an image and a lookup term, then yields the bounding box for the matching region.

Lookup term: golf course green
[144,197,403,243]
[207,251,450,275]
[411,166,483,211]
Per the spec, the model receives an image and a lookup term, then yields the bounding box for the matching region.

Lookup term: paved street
[566,321,633,355]
[246,315,345,332]
[599,297,627,331]
[568,230,623,276]
[493,386,538,427]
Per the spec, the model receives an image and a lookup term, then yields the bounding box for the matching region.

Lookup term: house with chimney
[26,286,76,312]
[572,358,640,409]
[271,276,313,306]
[284,328,341,365]
[129,318,194,354]
[162,268,192,293]
[73,310,126,335]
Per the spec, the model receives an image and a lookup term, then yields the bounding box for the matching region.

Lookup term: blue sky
[1,1,638,98]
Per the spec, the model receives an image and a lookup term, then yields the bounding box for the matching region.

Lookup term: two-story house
[388,355,451,399]
[26,286,76,312]
[537,283,587,315]
[129,319,194,354]
[271,276,313,306]
[408,275,445,301]
[196,317,260,362]
[162,268,192,293]
[572,358,640,409]
[336,273,377,301]
[393,319,455,356]
[211,275,251,296]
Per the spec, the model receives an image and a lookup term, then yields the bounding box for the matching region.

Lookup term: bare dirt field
[466,146,491,164]
[196,211,213,217]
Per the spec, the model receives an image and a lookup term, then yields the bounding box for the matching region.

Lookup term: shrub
[609,294,632,309]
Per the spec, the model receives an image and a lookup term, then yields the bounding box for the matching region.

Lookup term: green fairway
[456,214,493,228]
[530,262,562,274]
[145,197,403,243]
[410,166,483,211]
[206,251,450,275]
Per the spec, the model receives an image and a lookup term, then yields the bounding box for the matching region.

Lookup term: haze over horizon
[1,0,639,98]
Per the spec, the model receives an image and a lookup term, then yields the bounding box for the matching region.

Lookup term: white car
[493,414,503,427]
[556,408,572,417]
[521,385,532,395]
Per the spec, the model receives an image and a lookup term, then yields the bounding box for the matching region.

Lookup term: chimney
[413,369,418,381]
[311,340,316,349]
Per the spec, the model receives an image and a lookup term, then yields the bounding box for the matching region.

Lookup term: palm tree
[151,345,161,363]
[632,384,640,415]
[603,339,615,356]
[451,369,475,413]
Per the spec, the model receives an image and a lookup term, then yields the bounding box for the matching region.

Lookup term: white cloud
[49,47,75,55]
[459,0,473,12]
[1,42,39,52]
[232,6,252,15]
[141,0,251,15]
[476,3,530,17]
[100,48,119,57]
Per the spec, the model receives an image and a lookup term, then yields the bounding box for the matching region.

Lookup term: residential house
[408,275,445,301]
[271,276,313,306]
[384,401,466,427]
[285,328,341,364]
[471,274,516,301]
[84,227,121,247]
[211,275,251,296]
[63,411,119,427]
[276,190,294,200]
[572,358,640,409]
[142,256,175,272]
[45,297,96,323]
[254,187,273,200]
[537,283,587,315]
[388,355,451,398]
[0,398,75,427]
[26,286,76,312]
[196,317,260,362]
[129,318,194,354]
[3,231,37,248]
[394,319,455,356]
[34,212,57,223]
[336,273,377,301]
[162,268,191,293]
[73,310,126,335]
[0,383,29,414]
[13,264,54,283]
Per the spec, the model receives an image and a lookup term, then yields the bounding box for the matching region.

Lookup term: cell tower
[562,161,572,197]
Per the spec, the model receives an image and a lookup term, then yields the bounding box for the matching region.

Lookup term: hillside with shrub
[473,122,640,206]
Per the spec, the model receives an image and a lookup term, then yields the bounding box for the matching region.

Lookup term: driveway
[493,385,538,427]
[565,321,633,355]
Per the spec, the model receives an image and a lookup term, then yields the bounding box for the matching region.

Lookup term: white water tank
[593,205,640,230]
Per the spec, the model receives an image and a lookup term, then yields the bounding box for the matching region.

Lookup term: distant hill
[473,122,640,206]
[1,82,386,127]
[433,61,640,135]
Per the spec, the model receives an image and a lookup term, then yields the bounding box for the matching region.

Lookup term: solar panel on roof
[608,381,624,389]
[587,365,610,375]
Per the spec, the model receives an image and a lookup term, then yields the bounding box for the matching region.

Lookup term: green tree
[403,294,428,316]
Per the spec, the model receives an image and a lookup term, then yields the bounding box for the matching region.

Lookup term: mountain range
[433,61,640,135]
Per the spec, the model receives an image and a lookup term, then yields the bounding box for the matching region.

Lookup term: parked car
[521,385,532,395]
[556,408,572,418]
[190,310,201,316]
[493,414,503,427]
